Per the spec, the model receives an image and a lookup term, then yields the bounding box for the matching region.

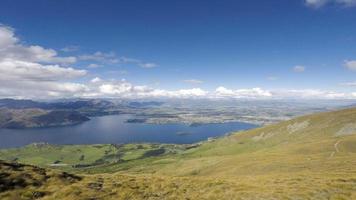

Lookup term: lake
[0,114,257,149]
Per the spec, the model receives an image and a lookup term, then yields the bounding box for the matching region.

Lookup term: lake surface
[0,114,257,149]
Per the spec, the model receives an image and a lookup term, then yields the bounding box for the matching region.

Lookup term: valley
[0,98,349,129]
[1,107,356,199]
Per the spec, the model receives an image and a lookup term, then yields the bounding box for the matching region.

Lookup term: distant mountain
[49,99,116,110]
[0,108,89,129]
[0,99,46,109]
[0,98,116,110]
[0,98,167,128]
[128,101,164,108]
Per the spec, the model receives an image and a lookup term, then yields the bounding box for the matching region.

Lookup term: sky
[0,0,356,99]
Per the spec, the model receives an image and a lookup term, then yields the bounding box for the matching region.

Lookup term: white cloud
[215,87,234,96]
[0,79,89,99]
[94,79,207,98]
[173,88,207,97]
[0,25,17,47]
[293,65,306,73]
[215,87,272,99]
[212,87,354,100]
[0,59,86,81]
[344,60,356,71]
[275,89,347,99]
[143,88,207,98]
[90,77,102,83]
[0,26,76,64]
[2,67,356,99]
[0,25,87,99]
[2,24,356,100]
[305,0,356,7]
[183,79,204,84]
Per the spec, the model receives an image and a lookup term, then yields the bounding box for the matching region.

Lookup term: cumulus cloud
[1,24,356,100]
[0,25,17,47]
[0,78,89,99]
[0,26,76,64]
[93,79,207,98]
[215,87,272,98]
[305,0,356,7]
[90,77,102,83]
[0,25,88,98]
[2,69,356,99]
[275,89,347,99]
[0,59,86,81]
[293,65,306,73]
[211,87,355,100]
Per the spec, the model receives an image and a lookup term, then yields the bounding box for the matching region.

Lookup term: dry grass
[2,160,355,200]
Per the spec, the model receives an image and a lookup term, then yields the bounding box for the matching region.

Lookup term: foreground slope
[1,107,356,199]
[2,160,355,200]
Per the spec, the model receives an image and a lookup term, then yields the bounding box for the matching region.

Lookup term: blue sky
[0,0,356,99]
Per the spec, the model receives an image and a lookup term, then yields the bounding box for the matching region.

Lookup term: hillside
[0,160,257,200]
[1,107,356,199]
[0,108,89,129]
[71,107,356,179]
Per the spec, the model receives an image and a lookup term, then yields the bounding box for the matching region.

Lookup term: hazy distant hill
[0,99,120,128]
[1,107,356,199]
[0,108,89,129]
[0,98,116,110]
[0,98,167,129]
[0,99,46,109]
[128,101,164,108]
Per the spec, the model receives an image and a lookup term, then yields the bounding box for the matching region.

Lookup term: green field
[1,107,356,199]
[0,143,194,172]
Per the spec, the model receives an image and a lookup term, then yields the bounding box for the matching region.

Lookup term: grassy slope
[84,107,356,178]
[1,107,356,199]
[0,143,191,172]
[0,160,266,200]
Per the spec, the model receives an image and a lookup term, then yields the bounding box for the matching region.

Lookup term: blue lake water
[0,114,257,149]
